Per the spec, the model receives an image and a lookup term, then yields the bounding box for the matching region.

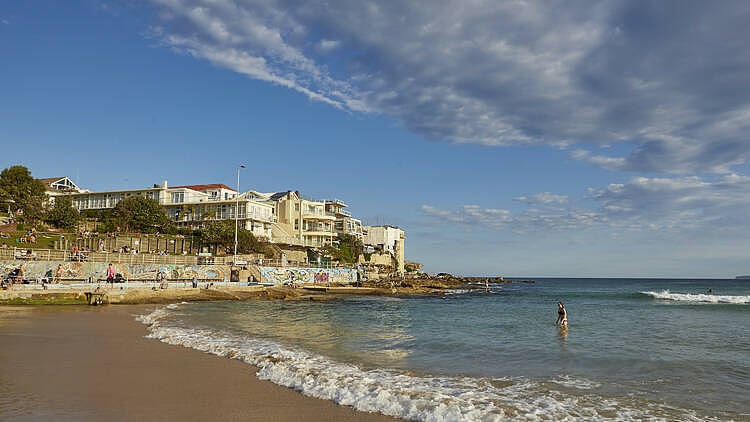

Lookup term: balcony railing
[302,228,334,234]
[302,211,336,219]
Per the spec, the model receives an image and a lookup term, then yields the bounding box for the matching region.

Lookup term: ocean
[139,278,750,421]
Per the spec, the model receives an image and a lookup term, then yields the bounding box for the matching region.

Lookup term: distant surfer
[707,288,712,294]
[555,301,568,327]
[484,279,489,292]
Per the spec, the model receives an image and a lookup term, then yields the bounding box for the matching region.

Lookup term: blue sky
[2,1,750,277]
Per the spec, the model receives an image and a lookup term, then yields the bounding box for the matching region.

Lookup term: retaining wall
[259,266,357,284]
[1,260,229,282]
[2,260,357,286]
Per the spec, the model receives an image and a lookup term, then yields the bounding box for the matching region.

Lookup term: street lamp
[234,164,246,267]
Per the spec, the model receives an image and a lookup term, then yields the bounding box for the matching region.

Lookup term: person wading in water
[555,301,568,328]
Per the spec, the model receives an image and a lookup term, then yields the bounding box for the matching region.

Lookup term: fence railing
[1,247,199,266]
[1,248,358,269]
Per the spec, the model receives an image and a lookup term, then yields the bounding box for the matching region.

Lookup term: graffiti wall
[259,267,357,285]
[0,260,229,282]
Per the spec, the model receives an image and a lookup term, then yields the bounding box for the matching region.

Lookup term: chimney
[294,190,299,199]
[162,180,168,189]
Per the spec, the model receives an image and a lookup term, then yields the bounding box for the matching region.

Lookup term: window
[294,219,299,230]
[171,192,185,203]
[107,194,123,207]
[295,203,300,211]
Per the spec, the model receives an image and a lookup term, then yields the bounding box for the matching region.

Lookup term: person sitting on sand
[555,301,568,327]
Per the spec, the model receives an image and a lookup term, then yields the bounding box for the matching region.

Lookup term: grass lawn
[0,231,61,249]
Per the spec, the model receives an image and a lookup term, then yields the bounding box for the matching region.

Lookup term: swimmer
[555,301,568,327]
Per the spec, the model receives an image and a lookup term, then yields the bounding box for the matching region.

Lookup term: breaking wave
[136,306,716,422]
[641,290,750,304]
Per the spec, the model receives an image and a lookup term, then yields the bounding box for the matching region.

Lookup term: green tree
[44,196,80,229]
[197,220,275,256]
[111,196,168,233]
[0,165,47,224]
[199,220,234,249]
[323,233,363,264]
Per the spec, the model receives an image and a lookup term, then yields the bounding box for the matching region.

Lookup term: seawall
[1,260,229,282]
[1,259,359,285]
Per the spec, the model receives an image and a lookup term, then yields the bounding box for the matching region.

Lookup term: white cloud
[421,203,603,233]
[317,39,340,53]
[424,174,750,234]
[147,0,750,174]
[513,192,568,205]
[151,0,366,112]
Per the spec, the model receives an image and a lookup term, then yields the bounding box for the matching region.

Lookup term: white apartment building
[45,176,402,260]
[363,225,406,273]
[267,191,336,247]
[326,199,364,238]
[65,181,274,239]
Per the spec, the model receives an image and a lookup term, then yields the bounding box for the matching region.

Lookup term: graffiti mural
[0,260,228,282]
[259,267,357,285]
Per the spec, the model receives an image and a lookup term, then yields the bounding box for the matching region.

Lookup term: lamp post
[234,164,246,267]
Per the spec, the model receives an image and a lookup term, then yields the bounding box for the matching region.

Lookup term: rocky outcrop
[363,273,534,294]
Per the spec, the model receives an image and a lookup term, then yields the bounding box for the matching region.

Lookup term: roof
[270,191,292,200]
[170,184,235,192]
[324,198,348,206]
[38,177,80,192]
[38,177,67,184]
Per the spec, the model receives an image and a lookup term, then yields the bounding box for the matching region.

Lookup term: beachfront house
[363,225,406,273]
[267,191,336,247]
[326,199,364,239]
[38,176,82,204]
[63,181,274,239]
[47,178,404,257]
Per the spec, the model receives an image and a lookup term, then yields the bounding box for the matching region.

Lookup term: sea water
[138,279,750,421]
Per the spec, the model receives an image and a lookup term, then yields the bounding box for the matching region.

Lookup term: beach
[2,278,748,421]
[0,305,399,422]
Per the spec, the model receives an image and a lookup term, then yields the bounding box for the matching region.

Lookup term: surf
[137,305,715,422]
[640,290,750,304]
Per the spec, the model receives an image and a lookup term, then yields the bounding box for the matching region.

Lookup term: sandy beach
[0,305,400,422]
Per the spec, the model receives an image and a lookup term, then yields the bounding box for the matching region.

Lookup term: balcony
[302,227,335,236]
[302,211,336,220]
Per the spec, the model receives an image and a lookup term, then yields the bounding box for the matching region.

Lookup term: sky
[2,0,750,277]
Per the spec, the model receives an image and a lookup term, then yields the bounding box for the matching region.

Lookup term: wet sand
[0,305,400,422]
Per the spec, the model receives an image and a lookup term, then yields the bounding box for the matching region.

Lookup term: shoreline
[0,285,416,305]
[0,304,401,422]
[0,274,519,305]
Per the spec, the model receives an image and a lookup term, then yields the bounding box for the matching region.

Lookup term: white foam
[443,289,470,295]
[136,306,717,422]
[641,290,750,304]
[548,375,601,390]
